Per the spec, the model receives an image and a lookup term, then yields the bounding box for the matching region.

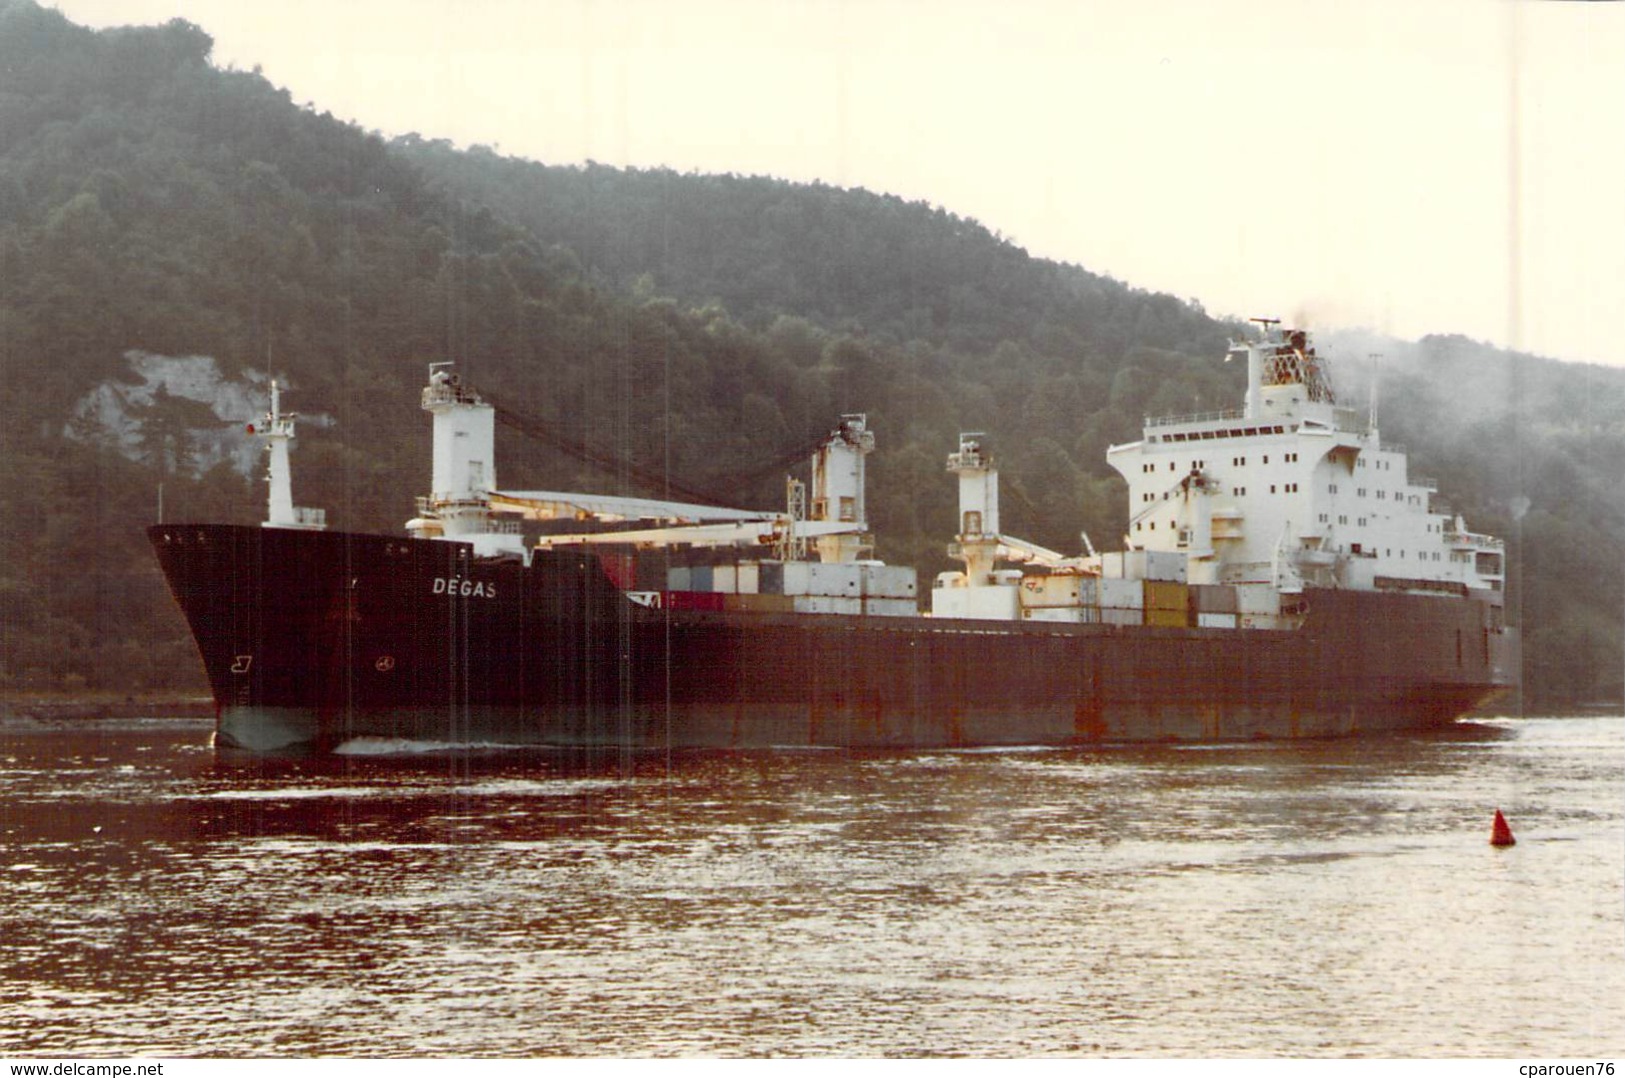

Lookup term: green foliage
[0,1,1617,709]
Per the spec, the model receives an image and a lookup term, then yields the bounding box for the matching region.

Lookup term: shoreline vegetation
[0,691,214,724]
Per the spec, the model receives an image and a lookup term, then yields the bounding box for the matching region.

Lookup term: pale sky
[50,0,1625,368]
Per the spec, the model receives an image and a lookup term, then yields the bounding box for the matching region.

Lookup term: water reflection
[0,716,1616,1057]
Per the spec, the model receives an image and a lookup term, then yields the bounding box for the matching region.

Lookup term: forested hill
[0,0,1617,708]
[395,140,1225,359]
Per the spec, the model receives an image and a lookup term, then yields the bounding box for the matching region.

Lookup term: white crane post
[423,363,497,504]
[947,434,1000,584]
[810,414,874,563]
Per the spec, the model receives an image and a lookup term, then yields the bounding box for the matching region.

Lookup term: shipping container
[808,562,864,597]
[1098,578,1144,610]
[1234,583,1279,616]
[864,598,919,618]
[1190,584,1239,614]
[757,561,781,594]
[1145,606,1187,628]
[723,593,794,614]
[1240,613,1292,630]
[1099,549,1186,582]
[932,585,1021,620]
[1197,612,1239,629]
[1143,580,1189,613]
[1019,573,1084,608]
[760,561,813,595]
[1023,607,1083,623]
[792,595,864,616]
[1101,607,1143,626]
[1138,550,1188,583]
[862,564,918,599]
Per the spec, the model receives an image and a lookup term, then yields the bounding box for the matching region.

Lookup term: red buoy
[1490,809,1516,847]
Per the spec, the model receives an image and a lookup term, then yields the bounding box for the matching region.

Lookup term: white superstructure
[1106,325,1503,598]
[931,323,1505,625]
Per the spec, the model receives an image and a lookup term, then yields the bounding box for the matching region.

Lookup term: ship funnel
[1231,321,1336,424]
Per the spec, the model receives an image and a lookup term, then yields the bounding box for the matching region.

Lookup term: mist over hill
[0,0,1615,707]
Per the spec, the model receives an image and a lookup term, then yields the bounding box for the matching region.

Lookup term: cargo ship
[149,325,1517,751]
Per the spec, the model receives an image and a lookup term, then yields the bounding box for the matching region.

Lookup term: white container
[1019,573,1083,608]
[1103,549,1190,582]
[1234,583,1279,616]
[1240,613,1291,630]
[780,561,812,596]
[1128,549,1187,583]
[1024,607,1083,623]
[1098,578,1144,611]
[931,584,1020,621]
[862,564,918,599]
[792,594,863,616]
[808,562,863,597]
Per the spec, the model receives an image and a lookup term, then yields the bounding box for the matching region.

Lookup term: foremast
[257,381,325,531]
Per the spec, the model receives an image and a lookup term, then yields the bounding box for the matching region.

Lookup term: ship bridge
[1106,324,1504,599]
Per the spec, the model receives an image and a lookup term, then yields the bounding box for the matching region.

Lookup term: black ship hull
[150,524,1518,752]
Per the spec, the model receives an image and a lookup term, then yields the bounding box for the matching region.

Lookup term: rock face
[65,351,331,477]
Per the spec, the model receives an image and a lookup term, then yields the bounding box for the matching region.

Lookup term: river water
[0,714,1620,1058]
